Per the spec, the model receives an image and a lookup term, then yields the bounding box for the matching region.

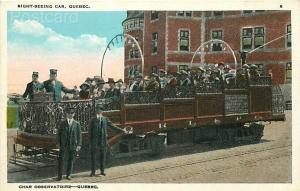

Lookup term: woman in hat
[79,82,91,99]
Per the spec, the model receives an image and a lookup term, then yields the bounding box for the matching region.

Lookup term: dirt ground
[7,111,292,183]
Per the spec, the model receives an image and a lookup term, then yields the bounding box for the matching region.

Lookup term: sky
[7,11,126,94]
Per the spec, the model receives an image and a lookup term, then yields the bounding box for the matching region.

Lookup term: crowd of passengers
[22,63,262,102]
[75,62,261,100]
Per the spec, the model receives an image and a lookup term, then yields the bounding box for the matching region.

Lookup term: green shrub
[7,106,18,128]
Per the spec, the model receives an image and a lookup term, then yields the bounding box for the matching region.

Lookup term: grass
[7,106,18,128]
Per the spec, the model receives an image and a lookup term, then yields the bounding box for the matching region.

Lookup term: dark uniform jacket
[42,79,75,102]
[57,119,82,151]
[88,116,124,151]
[22,81,42,100]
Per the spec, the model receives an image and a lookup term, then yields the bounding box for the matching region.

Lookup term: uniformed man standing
[22,72,42,101]
[89,104,127,176]
[57,106,82,181]
[42,69,77,102]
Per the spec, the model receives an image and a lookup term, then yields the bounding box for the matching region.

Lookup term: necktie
[98,118,103,146]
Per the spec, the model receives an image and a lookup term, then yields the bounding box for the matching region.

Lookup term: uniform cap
[65,106,76,114]
[50,69,57,74]
[32,72,39,76]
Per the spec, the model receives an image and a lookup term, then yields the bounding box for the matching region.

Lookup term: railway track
[32,138,291,183]
[93,142,291,182]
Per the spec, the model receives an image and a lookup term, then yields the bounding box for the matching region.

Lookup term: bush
[7,106,18,128]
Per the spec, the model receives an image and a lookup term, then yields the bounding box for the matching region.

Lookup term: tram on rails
[11,74,285,166]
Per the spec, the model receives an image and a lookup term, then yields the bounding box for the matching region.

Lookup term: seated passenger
[79,82,91,99]
[116,79,126,93]
[159,69,168,89]
[249,64,260,81]
[145,73,160,92]
[129,74,144,92]
[180,70,192,86]
[105,78,120,100]
[93,78,106,98]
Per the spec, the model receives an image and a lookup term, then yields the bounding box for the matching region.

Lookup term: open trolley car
[12,76,285,166]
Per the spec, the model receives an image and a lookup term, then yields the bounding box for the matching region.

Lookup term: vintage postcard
[0,0,299,191]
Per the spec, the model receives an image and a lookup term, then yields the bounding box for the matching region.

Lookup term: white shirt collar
[97,114,103,120]
[67,118,73,126]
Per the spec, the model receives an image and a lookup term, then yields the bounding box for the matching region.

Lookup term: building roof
[122,11,144,25]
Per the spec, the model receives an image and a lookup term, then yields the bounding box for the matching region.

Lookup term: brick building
[122,10,291,85]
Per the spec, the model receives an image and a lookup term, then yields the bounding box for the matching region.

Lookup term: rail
[17,76,278,136]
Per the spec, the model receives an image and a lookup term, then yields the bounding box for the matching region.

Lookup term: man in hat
[23,72,42,101]
[115,79,125,93]
[105,78,121,109]
[159,69,168,89]
[236,64,250,88]
[180,70,192,87]
[57,106,82,181]
[105,78,120,100]
[129,74,144,92]
[89,104,127,176]
[145,73,160,92]
[42,69,77,102]
[249,64,260,81]
[93,78,106,98]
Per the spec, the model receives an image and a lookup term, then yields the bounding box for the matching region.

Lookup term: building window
[176,11,192,17]
[129,21,133,28]
[254,27,265,48]
[212,30,223,51]
[134,50,140,58]
[179,65,189,72]
[286,24,291,47]
[242,28,253,50]
[286,62,292,82]
[242,27,265,50]
[212,11,224,17]
[134,19,138,27]
[129,49,134,59]
[151,32,158,54]
[151,11,159,20]
[133,65,139,76]
[139,19,144,27]
[243,10,253,15]
[152,66,158,74]
[179,30,189,51]
[128,66,134,77]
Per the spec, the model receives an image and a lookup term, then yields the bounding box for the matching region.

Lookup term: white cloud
[8,19,125,93]
[12,19,55,36]
[11,19,109,53]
